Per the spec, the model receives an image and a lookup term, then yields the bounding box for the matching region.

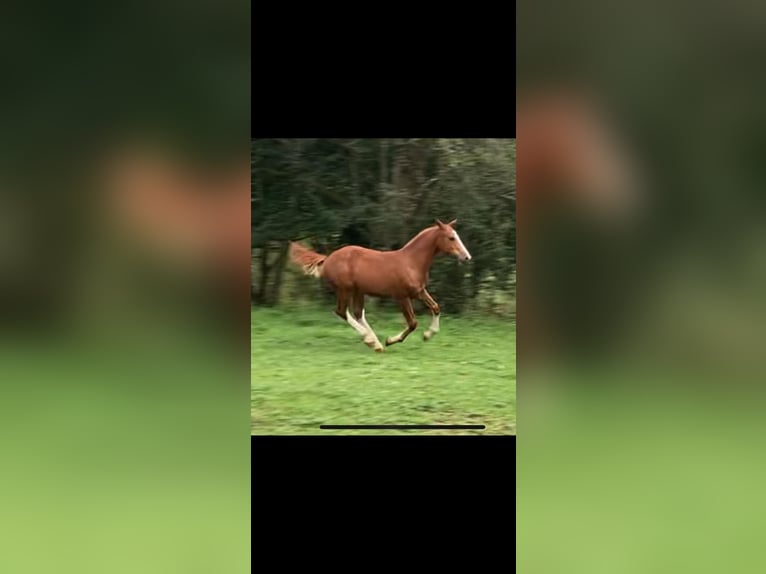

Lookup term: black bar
[319,425,485,430]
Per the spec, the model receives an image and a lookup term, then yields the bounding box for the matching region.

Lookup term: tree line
[252,138,516,316]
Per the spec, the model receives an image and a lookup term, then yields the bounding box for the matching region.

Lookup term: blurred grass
[518,371,766,573]
[0,339,249,574]
[251,306,516,435]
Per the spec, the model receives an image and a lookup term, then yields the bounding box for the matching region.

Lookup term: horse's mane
[400,226,437,250]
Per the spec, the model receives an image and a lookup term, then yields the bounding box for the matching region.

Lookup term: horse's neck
[401,228,438,272]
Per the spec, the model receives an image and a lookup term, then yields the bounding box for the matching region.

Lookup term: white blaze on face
[453,231,471,260]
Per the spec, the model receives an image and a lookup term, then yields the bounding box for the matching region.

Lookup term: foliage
[251,138,516,314]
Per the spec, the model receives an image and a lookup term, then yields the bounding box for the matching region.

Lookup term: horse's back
[325,245,390,274]
[323,245,403,293]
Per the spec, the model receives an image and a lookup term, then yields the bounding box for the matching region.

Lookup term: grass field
[251,305,516,435]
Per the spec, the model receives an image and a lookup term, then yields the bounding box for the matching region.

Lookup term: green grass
[251,305,516,435]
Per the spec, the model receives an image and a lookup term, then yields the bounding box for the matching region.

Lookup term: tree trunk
[392,143,405,245]
[409,140,431,228]
[267,241,290,306]
[349,142,361,197]
[254,246,270,305]
[379,139,388,185]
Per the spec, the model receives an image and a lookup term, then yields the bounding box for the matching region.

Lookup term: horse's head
[434,219,472,261]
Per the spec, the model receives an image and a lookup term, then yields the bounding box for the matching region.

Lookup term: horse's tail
[288,241,327,278]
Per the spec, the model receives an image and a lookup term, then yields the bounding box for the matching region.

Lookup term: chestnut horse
[289,219,472,352]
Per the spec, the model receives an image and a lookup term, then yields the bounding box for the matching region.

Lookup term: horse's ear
[435,219,445,228]
[448,218,457,226]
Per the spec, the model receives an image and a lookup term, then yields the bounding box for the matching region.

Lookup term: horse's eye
[448,237,455,241]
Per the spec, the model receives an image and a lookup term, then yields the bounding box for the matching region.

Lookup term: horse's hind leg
[419,288,441,340]
[350,292,384,352]
[334,290,350,321]
[385,298,418,346]
[336,289,381,351]
[337,289,369,338]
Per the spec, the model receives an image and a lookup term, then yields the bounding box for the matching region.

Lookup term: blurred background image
[251,138,516,435]
[0,1,250,572]
[8,0,766,568]
[517,2,766,572]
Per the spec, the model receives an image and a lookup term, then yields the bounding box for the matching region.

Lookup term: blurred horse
[289,219,471,352]
[518,88,640,359]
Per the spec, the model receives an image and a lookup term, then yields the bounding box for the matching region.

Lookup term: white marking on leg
[346,309,383,350]
[345,309,369,337]
[359,309,383,350]
[424,313,440,340]
[386,326,409,345]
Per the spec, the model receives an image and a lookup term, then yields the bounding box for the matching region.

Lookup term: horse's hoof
[385,337,394,346]
[423,331,433,341]
[374,346,385,353]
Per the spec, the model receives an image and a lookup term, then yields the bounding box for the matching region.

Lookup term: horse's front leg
[419,289,441,341]
[385,298,418,346]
